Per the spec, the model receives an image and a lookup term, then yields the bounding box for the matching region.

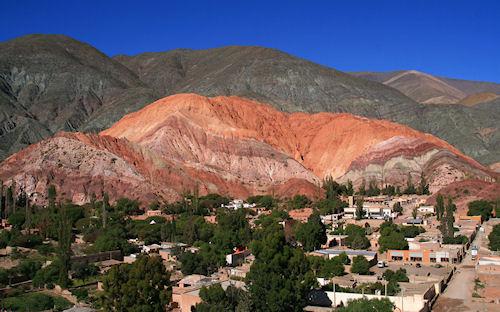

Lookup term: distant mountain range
[0,34,499,165]
[352,70,500,105]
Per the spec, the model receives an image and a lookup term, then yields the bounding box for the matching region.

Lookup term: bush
[337,297,394,312]
[2,293,71,311]
[351,256,371,275]
[443,235,468,245]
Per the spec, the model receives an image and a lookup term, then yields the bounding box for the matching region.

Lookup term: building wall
[172,292,202,312]
[323,291,429,312]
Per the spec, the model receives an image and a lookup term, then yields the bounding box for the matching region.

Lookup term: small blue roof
[314,249,377,257]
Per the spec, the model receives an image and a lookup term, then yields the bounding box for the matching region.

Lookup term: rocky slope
[1,94,493,204]
[0,34,156,159]
[1,34,499,165]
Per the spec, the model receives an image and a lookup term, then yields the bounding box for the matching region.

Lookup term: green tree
[344,224,370,249]
[488,224,500,251]
[57,203,72,288]
[418,174,429,195]
[101,254,171,311]
[295,213,327,252]
[5,184,14,218]
[392,202,402,213]
[337,297,393,312]
[71,262,99,281]
[351,256,371,275]
[246,229,316,312]
[366,180,380,196]
[412,207,418,219]
[467,200,493,221]
[404,173,416,194]
[355,198,364,220]
[115,197,142,215]
[346,180,354,196]
[213,209,252,253]
[439,197,455,239]
[102,192,109,228]
[357,180,366,196]
[0,180,3,219]
[8,210,26,229]
[378,221,408,252]
[47,185,57,212]
[436,194,445,221]
[194,284,252,312]
[290,194,311,209]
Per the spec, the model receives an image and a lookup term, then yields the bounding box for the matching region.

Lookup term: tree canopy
[101,255,171,311]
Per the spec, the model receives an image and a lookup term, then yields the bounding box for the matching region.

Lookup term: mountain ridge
[0,34,499,165]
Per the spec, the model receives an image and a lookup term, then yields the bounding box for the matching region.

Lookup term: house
[228,263,251,279]
[142,243,161,254]
[403,218,424,225]
[221,199,256,210]
[417,205,435,214]
[289,208,314,223]
[124,253,138,264]
[320,212,344,224]
[477,256,500,274]
[204,215,217,224]
[226,248,251,266]
[172,275,245,312]
[343,196,395,219]
[386,247,464,265]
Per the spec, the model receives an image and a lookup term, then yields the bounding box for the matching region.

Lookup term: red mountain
[0,94,493,204]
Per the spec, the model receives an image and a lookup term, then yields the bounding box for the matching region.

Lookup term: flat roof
[314,249,377,257]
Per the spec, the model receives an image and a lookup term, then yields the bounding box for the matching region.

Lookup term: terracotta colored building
[289,208,314,223]
[386,248,463,265]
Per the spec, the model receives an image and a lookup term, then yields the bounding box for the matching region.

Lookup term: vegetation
[246,221,316,312]
[101,254,171,311]
[343,224,370,250]
[382,268,409,295]
[309,255,346,278]
[378,221,409,252]
[1,293,72,311]
[194,284,252,312]
[438,197,456,240]
[467,200,494,221]
[295,213,327,251]
[337,297,394,312]
[247,195,276,209]
[350,255,371,275]
[488,224,500,251]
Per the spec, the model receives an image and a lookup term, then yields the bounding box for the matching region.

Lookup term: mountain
[459,92,499,106]
[352,70,466,104]
[0,34,499,165]
[0,94,493,204]
[113,50,500,165]
[0,34,156,159]
[352,70,500,105]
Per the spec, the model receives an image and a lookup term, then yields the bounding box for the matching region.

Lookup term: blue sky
[1,0,499,82]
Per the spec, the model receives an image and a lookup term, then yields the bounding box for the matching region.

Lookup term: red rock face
[0,94,494,204]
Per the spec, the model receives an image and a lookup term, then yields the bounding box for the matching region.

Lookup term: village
[0,179,499,312]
